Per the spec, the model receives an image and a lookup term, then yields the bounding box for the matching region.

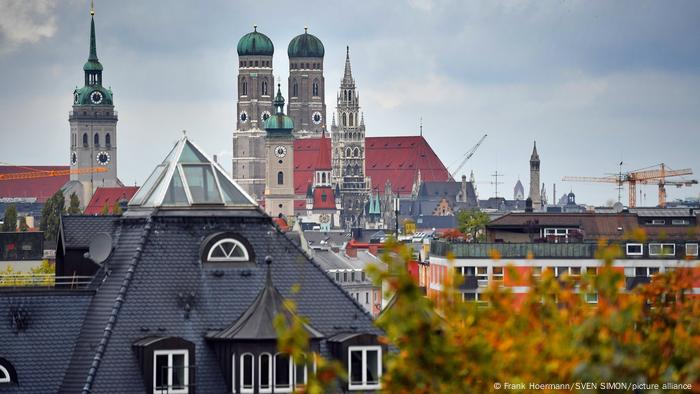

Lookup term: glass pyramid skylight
[129,136,256,208]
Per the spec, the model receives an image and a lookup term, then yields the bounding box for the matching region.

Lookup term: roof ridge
[81,217,153,393]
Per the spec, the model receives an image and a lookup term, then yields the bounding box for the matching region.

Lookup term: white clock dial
[312,111,322,125]
[96,151,111,166]
[90,91,103,104]
[274,145,287,158]
[239,111,249,123]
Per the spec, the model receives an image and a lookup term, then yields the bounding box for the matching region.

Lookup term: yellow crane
[563,163,696,208]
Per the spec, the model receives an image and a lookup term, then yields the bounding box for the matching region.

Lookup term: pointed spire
[332,113,336,127]
[360,112,365,126]
[530,140,539,161]
[88,3,98,62]
[273,83,285,114]
[343,45,353,82]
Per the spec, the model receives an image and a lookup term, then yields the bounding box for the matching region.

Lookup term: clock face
[274,145,287,158]
[74,92,79,104]
[320,214,330,223]
[96,151,110,166]
[312,111,322,125]
[71,151,77,165]
[261,111,271,121]
[90,91,103,105]
[239,111,248,123]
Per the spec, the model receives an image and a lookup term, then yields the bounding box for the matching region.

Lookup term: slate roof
[59,215,119,249]
[0,165,68,203]
[0,291,93,393]
[294,136,450,196]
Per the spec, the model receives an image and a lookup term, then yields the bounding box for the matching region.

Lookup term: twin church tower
[232,26,368,222]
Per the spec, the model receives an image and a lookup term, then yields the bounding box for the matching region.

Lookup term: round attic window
[207,238,249,262]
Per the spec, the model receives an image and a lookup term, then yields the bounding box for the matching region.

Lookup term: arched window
[321,173,326,184]
[206,238,250,262]
[242,79,247,96]
[353,147,360,157]
[274,353,292,391]
[344,90,347,101]
[277,171,284,185]
[259,353,272,392]
[293,81,298,97]
[94,133,100,147]
[240,353,254,393]
[0,365,10,383]
[0,358,17,384]
[349,113,354,126]
[105,133,111,147]
[345,148,351,158]
[262,80,268,95]
[312,80,319,96]
[342,113,347,126]
[83,133,88,146]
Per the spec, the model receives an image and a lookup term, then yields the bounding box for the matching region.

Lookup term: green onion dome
[237,26,274,56]
[73,85,113,106]
[287,27,324,58]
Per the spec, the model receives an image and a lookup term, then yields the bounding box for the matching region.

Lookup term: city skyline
[1,0,699,205]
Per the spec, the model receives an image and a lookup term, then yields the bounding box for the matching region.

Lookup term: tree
[67,192,81,215]
[18,216,29,232]
[112,200,123,215]
[276,238,700,393]
[40,190,65,242]
[2,204,17,232]
[456,209,490,242]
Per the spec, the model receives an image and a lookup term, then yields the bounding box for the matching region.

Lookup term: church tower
[331,47,369,228]
[67,3,119,207]
[287,27,326,136]
[528,141,541,209]
[232,26,274,200]
[264,85,295,218]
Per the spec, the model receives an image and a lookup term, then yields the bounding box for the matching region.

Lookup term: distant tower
[514,179,525,200]
[331,46,370,228]
[232,25,274,200]
[528,141,541,209]
[287,27,326,136]
[67,3,120,207]
[264,85,295,218]
[541,183,548,206]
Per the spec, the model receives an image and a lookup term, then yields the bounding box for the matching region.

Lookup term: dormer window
[0,357,17,385]
[154,350,189,394]
[207,238,250,262]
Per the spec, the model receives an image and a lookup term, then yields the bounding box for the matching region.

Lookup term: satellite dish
[613,202,624,213]
[87,232,113,264]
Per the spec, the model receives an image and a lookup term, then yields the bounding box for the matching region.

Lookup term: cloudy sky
[1,0,699,205]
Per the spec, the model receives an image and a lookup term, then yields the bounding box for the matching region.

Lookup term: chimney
[525,197,533,213]
[213,154,218,164]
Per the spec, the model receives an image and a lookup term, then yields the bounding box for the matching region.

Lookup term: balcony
[431,240,597,259]
[458,276,479,290]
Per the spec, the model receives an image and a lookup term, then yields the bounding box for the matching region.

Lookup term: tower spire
[342,45,354,85]
[88,1,98,62]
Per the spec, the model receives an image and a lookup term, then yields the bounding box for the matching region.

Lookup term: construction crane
[562,163,696,208]
[448,133,487,181]
[0,166,107,181]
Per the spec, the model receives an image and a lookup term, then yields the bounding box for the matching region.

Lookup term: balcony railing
[0,274,94,289]
[431,241,598,259]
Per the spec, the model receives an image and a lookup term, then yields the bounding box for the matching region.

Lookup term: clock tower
[264,85,295,218]
[67,3,120,207]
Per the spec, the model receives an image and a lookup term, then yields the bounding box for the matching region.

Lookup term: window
[293,82,298,97]
[259,353,272,393]
[277,171,284,185]
[274,353,293,392]
[105,133,111,147]
[476,267,487,286]
[94,133,100,147]
[570,266,582,276]
[154,350,188,394]
[626,243,643,256]
[649,243,675,256]
[261,80,269,96]
[294,354,308,388]
[672,219,690,225]
[647,219,666,225]
[242,80,247,96]
[0,365,9,383]
[348,346,381,391]
[240,353,254,393]
[531,266,542,278]
[585,292,598,304]
[312,81,319,96]
[686,243,699,256]
[634,267,660,277]
[83,133,88,146]
[335,272,340,281]
[207,238,249,262]
[492,266,503,283]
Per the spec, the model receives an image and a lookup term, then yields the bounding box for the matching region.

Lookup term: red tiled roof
[0,166,69,203]
[312,186,336,209]
[294,136,449,196]
[84,186,139,215]
[315,131,332,170]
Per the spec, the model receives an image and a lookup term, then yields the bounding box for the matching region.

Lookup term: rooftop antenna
[419,117,423,136]
[491,171,504,198]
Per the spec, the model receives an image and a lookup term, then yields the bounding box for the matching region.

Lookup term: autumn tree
[112,200,123,215]
[456,209,490,242]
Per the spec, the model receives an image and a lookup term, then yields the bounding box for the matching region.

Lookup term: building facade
[66,6,120,207]
[264,86,296,218]
[231,26,274,200]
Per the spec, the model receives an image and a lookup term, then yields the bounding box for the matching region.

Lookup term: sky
[0,0,699,206]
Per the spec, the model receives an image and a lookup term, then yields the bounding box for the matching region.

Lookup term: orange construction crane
[0,167,107,181]
[563,163,696,208]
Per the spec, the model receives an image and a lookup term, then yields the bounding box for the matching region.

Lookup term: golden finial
[90,0,95,16]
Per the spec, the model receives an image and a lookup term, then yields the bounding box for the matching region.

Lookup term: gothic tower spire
[528,141,542,209]
[343,45,354,84]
